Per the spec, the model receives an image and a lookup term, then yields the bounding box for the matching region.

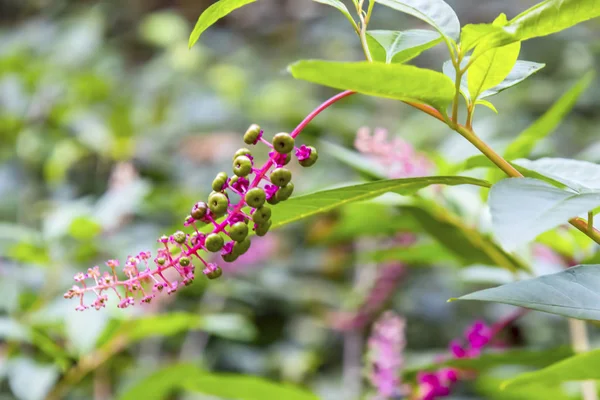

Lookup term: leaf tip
[447,297,458,303]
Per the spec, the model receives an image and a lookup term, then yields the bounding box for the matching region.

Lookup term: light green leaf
[399,205,530,272]
[513,158,600,193]
[503,348,600,388]
[504,71,594,160]
[479,60,545,99]
[476,0,600,53]
[119,364,202,400]
[289,60,455,110]
[475,99,498,113]
[312,0,357,27]
[468,41,521,100]
[270,176,491,230]
[183,373,319,400]
[475,375,576,400]
[460,14,507,52]
[374,0,460,40]
[366,29,441,63]
[188,0,256,48]
[455,264,600,320]
[368,242,460,265]
[489,177,600,249]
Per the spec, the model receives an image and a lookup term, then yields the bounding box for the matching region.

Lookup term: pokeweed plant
[64,0,600,399]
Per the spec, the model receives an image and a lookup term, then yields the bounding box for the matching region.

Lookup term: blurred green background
[0,1,599,399]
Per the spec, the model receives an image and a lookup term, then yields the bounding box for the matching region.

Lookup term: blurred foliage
[0,0,599,399]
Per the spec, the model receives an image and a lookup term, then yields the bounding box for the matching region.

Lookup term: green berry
[275,183,294,201]
[255,220,272,237]
[245,187,266,208]
[267,196,279,205]
[299,146,318,167]
[222,252,238,262]
[233,155,252,177]
[243,124,261,145]
[233,238,251,256]
[229,221,249,242]
[179,256,191,267]
[191,201,208,220]
[156,257,166,265]
[233,148,252,160]
[173,231,187,244]
[270,168,292,187]
[206,266,222,279]
[208,192,229,215]
[272,132,295,154]
[205,233,224,252]
[212,172,228,191]
[252,206,271,224]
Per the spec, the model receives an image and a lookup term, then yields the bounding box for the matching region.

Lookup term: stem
[568,319,598,400]
[451,57,463,123]
[588,211,594,235]
[355,0,373,62]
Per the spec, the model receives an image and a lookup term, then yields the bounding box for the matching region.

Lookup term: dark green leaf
[270,176,491,230]
[374,0,460,40]
[455,264,600,320]
[119,364,203,400]
[289,60,455,110]
[503,348,600,388]
[504,71,595,160]
[188,0,256,48]
[366,29,441,63]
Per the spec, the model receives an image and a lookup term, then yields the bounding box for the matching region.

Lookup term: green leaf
[404,346,574,381]
[460,14,507,52]
[468,42,521,100]
[374,0,460,41]
[366,29,441,63]
[475,99,498,113]
[368,242,460,265]
[312,0,357,27]
[455,264,600,320]
[503,71,595,160]
[188,0,256,48]
[289,60,455,110]
[399,205,530,272]
[475,375,576,400]
[512,158,600,193]
[183,374,319,400]
[270,176,491,230]
[503,348,600,388]
[119,364,202,400]
[321,140,387,180]
[68,216,102,240]
[489,177,600,249]
[479,61,545,99]
[476,0,600,52]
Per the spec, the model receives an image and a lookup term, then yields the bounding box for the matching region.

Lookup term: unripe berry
[243,124,262,145]
[206,266,223,279]
[270,168,292,187]
[222,252,238,262]
[191,201,208,220]
[173,231,187,244]
[272,132,295,154]
[275,183,294,201]
[267,196,279,205]
[233,238,251,255]
[252,206,271,224]
[299,146,318,167]
[233,155,252,177]
[255,220,272,237]
[245,187,266,208]
[212,172,228,191]
[179,256,191,267]
[156,257,166,265]
[229,221,249,242]
[233,148,252,160]
[208,192,229,215]
[205,233,224,252]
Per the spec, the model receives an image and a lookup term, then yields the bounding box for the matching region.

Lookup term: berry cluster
[64,125,318,311]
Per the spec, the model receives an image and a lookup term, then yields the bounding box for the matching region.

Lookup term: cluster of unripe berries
[64,124,318,310]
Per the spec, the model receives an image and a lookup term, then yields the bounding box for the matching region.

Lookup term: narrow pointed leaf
[489,178,600,249]
[374,0,460,40]
[312,0,357,27]
[366,29,441,63]
[503,348,600,388]
[504,71,594,160]
[475,99,498,113]
[188,0,256,48]
[479,60,545,99]
[455,264,600,320]
[289,60,455,110]
[269,177,490,229]
[468,42,521,100]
